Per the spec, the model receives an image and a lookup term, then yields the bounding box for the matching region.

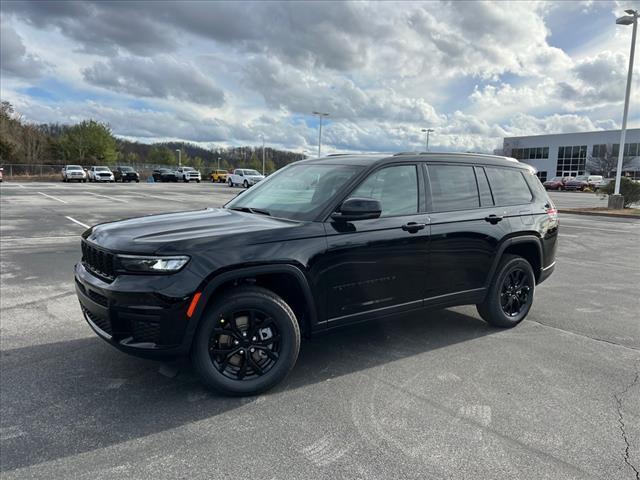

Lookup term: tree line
[0,102,306,173]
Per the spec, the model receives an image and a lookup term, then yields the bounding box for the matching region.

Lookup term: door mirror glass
[332,197,382,221]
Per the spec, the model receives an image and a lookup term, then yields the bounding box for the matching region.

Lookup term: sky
[1,0,639,155]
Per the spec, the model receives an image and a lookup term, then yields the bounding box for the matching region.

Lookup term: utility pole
[175,149,181,167]
[259,134,265,175]
[312,111,330,157]
[421,128,434,152]
[610,9,638,209]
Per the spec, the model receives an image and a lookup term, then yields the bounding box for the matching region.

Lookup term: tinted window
[428,164,479,212]
[349,165,418,217]
[485,167,532,205]
[474,167,494,207]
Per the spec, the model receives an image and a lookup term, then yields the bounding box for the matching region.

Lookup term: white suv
[228,169,265,188]
[88,166,115,182]
[175,167,202,183]
[61,165,87,182]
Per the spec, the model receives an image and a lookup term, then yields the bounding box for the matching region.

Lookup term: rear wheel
[476,254,535,328]
[191,286,300,396]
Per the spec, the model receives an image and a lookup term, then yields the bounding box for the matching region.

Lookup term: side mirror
[331,197,382,222]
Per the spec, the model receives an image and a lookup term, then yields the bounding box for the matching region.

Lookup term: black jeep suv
[75,153,558,395]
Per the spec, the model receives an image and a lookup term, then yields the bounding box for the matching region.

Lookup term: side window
[475,167,494,207]
[348,165,418,217]
[485,167,533,206]
[428,164,479,212]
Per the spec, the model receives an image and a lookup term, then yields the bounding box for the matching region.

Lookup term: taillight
[546,207,558,219]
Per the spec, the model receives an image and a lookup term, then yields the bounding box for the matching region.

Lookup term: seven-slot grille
[81,241,117,281]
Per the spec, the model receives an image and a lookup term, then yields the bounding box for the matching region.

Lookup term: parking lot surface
[1,182,639,479]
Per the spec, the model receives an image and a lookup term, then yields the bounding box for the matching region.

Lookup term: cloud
[0,22,47,78]
[82,56,225,107]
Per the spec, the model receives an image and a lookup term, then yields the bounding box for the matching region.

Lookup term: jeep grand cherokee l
[75,153,558,396]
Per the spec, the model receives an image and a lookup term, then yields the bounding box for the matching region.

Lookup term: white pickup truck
[227,169,265,188]
[175,166,201,183]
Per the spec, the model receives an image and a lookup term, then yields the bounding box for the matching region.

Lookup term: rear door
[425,163,511,301]
[321,163,430,325]
[483,166,535,230]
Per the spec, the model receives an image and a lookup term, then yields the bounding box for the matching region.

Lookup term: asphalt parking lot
[1,182,639,480]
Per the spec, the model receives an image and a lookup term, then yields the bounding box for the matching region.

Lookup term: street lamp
[312,111,330,157]
[610,9,638,208]
[421,128,434,151]
[259,134,266,175]
[175,149,181,167]
[217,156,221,171]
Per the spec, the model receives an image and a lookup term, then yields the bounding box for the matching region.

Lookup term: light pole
[421,128,434,151]
[217,156,221,171]
[259,134,265,175]
[610,9,638,208]
[175,149,181,167]
[312,111,330,157]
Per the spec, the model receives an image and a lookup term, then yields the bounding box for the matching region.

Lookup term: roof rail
[326,153,353,157]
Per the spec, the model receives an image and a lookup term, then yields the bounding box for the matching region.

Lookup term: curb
[558,209,640,219]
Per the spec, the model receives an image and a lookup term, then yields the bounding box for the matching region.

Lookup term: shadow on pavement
[0,308,495,472]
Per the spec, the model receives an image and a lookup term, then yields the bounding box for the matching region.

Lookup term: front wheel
[476,254,535,328]
[228,179,234,187]
[191,286,300,396]
[243,180,249,188]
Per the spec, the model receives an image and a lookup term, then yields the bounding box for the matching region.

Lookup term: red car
[543,176,573,190]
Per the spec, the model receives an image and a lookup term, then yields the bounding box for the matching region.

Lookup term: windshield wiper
[229,206,271,216]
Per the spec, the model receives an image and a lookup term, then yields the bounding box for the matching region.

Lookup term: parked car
[175,166,201,183]
[543,176,573,190]
[75,152,558,396]
[88,166,115,182]
[564,175,603,191]
[152,168,178,182]
[228,169,265,188]
[210,169,229,183]
[593,178,614,192]
[113,166,140,183]
[61,165,87,182]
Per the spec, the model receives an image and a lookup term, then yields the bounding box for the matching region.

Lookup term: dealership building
[502,128,640,182]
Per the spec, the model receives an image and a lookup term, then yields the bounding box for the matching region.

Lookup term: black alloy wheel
[192,286,300,396]
[499,267,531,317]
[476,254,535,328]
[209,308,281,381]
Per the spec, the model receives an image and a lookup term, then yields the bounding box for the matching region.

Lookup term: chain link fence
[0,163,195,181]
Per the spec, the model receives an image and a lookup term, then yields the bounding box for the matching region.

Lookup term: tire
[476,254,535,328]
[196,180,200,183]
[243,180,249,188]
[228,179,234,187]
[191,286,301,396]
[135,179,140,183]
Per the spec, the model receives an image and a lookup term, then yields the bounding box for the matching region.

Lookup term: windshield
[121,166,133,172]
[244,169,261,176]
[226,164,363,221]
[183,167,195,171]
[95,166,109,171]
[67,166,82,171]
[575,176,588,181]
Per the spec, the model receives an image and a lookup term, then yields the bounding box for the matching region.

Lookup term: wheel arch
[185,264,317,347]
[485,235,543,289]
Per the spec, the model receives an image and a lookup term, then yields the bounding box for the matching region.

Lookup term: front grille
[82,306,113,336]
[81,241,117,281]
[131,320,160,344]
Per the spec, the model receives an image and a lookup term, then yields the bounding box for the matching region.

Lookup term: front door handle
[484,214,504,224]
[402,222,427,233]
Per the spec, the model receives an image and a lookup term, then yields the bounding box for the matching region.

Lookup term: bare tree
[587,144,630,177]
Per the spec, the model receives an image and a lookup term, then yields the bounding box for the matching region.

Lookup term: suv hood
[85,208,298,253]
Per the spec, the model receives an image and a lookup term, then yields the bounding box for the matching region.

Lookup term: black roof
[298,152,526,169]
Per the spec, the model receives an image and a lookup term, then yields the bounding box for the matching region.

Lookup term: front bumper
[94,176,114,182]
[75,262,200,359]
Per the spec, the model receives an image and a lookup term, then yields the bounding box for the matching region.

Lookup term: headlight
[117,255,190,273]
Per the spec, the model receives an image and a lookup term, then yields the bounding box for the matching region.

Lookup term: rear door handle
[484,214,504,224]
[402,222,427,233]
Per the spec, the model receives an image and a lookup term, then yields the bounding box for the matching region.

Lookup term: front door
[319,164,430,326]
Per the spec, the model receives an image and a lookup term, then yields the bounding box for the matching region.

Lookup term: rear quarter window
[485,167,533,206]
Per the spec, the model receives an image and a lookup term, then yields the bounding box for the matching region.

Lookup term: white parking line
[136,192,185,202]
[85,191,128,203]
[37,191,68,204]
[65,216,90,229]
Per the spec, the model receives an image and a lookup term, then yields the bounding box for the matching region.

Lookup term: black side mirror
[331,197,382,222]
